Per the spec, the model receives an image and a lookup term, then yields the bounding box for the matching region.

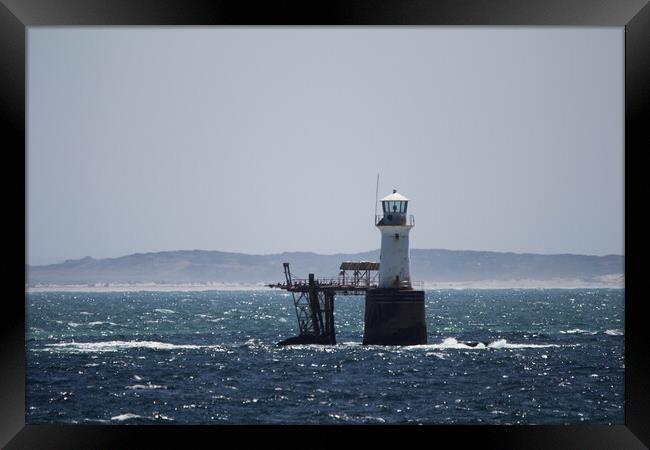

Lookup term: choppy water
[26,289,624,424]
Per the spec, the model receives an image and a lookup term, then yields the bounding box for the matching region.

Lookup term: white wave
[87,321,118,326]
[154,414,174,421]
[328,413,385,423]
[404,338,482,350]
[560,328,591,334]
[604,329,624,336]
[82,418,111,424]
[361,416,386,423]
[111,413,144,421]
[126,383,166,390]
[244,338,264,346]
[64,321,119,327]
[110,412,172,422]
[154,309,176,314]
[133,374,143,381]
[45,340,226,353]
[487,339,560,349]
[406,337,560,350]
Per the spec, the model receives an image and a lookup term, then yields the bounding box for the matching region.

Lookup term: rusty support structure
[283,262,292,286]
[324,291,335,343]
[270,262,380,345]
[308,274,322,336]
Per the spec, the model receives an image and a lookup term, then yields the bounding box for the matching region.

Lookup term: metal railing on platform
[277,277,423,290]
[288,277,377,288]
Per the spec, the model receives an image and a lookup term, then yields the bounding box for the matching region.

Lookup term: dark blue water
[26,289,624,424]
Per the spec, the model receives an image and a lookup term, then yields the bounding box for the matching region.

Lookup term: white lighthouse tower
[363,188,426,345]
[376,189,414,289]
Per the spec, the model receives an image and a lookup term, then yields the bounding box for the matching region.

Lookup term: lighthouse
[363,189,427,345]
[269,187,427,347]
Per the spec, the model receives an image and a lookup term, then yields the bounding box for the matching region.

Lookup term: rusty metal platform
[268,262,379,344]
[268,277,375,295]
[268,261,379,294]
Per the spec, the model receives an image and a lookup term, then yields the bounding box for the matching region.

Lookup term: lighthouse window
[383,201,395,214]
[383,200,407,214]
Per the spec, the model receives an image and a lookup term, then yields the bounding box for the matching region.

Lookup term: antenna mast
[374,172,380,220]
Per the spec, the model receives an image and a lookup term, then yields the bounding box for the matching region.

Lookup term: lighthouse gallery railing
[375,214,415,226]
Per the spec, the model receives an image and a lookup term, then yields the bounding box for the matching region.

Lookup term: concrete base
[363,288,427,345]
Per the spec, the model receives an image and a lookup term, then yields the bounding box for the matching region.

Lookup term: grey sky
[27,27,623,265]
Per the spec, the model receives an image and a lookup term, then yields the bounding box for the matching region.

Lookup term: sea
[26,289,624,424]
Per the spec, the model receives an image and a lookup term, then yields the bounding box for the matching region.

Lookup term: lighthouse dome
[380,190,409,202]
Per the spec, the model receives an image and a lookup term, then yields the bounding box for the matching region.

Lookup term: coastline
[26,278,624,293]
[25,282,275,293]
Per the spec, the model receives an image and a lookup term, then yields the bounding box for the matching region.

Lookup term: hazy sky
[28,27,623,265]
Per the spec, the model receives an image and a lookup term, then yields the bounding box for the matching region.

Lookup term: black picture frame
[2,0,648,447]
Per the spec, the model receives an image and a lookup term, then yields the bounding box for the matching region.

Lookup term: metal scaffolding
[269,262,380,344]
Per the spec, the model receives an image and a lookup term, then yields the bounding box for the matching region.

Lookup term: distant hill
[26,249,624,286]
